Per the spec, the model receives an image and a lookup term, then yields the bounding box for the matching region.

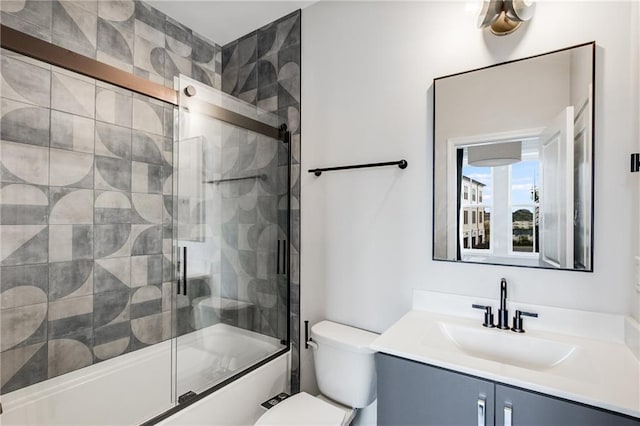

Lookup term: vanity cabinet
[377,353,640,426]
[377,353,495,425]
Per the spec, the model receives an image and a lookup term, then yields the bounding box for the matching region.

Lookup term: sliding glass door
[173,78,289,402]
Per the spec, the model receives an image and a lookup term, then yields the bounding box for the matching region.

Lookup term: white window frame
[447,128,544,260]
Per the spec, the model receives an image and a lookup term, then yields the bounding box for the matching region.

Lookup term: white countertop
[371,309,640,418]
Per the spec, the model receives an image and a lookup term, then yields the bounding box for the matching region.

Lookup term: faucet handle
[511,310,538,333]
[472,304,496,328]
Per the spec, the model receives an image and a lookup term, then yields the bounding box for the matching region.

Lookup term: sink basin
[438,322,577,370]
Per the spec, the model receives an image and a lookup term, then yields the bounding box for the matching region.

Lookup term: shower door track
[0,25,283,140]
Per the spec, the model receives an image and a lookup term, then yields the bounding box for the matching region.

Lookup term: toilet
[255,320,378,425]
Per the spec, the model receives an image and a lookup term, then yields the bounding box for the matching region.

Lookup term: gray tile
[1,98,50,147]
[0,141,49,186]
[132,161,162,194]
[1,342,48,394]
[94,190,131,224]
[131,193,163,224]
[133,35,165,76]
[132,97,163,136]
[0,12,50,43]
[239,250,257,277]
[192,32,217,66]
[0,183,49,225]
[49,149,94,189]
[95,257,130,293]
[163,49,192,84]
[130,311,167,348]
[130,285,161,319]
[93,321,130,361]
[134,1,165,35]
[131,254,163,287]
[51,71,96,119]
[236,34,257,68]
[257,57,278,89]
[95,122,131,159]
[48,295,92,339]
[52,0,97,59]
[162,255,173,282]
[163,106,174,138]
[48,224,93,262]
[47,330,93,379]
[1,0,52,35]
[94,289,130,328]
[0,225,48,266]
[49,188,93,224]
[1,302,47,351]
[50,110,95,154]
[98,0,135,23]
[48,260,93,300]
[0,264,48,310]
[95,156,131,192]
[132,130,166,165]
[222,65,238,95]
[1,54,51,108]
[164,16,192,58]
[94,224,132,258]
[95,87,132,128]
[191,64,214,88]
[131,224,162,256]
[97,17,134,66]
[276,12,301,50]
[257,24,277,59]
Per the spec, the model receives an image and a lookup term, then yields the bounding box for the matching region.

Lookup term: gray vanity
[370,290,640,426]
[377,353,639,426]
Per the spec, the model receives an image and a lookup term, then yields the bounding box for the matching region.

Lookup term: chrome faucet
[497,278,510,329]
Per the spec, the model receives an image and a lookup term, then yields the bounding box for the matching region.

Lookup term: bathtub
[1,324,286,425]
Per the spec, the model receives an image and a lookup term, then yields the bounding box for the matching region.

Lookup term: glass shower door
[173,78,289,402]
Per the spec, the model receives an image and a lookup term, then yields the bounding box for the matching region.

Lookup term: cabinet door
[377,353,495,426]
[495,384,640,426]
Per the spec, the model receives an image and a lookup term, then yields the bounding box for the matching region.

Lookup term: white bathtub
[1,324,286,425]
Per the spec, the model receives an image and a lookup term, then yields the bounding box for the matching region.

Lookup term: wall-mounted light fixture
[478,0,536,36]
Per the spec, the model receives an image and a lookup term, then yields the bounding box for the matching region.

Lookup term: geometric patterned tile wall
[221,10,301,393]
[0,0,223,394]
[0,0,222,90]
[0,51,174,394]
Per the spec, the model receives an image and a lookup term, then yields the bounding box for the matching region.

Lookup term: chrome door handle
[504,403,513,426]
[477,395,486,426]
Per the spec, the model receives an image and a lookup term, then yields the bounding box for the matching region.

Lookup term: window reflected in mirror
[433,42,594,271]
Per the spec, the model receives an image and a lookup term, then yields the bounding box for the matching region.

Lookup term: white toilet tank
[310,321,378,409]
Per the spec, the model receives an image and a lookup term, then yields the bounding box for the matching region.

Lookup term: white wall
[300,0,638,357]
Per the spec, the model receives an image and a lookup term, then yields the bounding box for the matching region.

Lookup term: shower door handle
[281,241,287,275]
[276,240,287,275]
[176,247,188,296]
[176,246,181,295]
[182,247,187,296]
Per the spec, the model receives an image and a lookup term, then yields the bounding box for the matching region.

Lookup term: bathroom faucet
[497,278,509,329]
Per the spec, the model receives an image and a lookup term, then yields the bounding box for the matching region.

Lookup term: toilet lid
[255,392,346,425]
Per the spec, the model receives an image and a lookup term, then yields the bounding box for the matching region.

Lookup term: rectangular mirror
[433,42,595,271]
